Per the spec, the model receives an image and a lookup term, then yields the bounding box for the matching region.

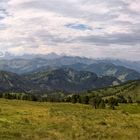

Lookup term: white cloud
[0,0,139,60]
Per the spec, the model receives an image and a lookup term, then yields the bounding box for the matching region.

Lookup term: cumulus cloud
[0,0,140,60]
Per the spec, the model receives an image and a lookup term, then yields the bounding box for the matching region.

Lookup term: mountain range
[1,52,140,71]
[0,68,121,93]
[0,54,139,81]
[0,53,140,94]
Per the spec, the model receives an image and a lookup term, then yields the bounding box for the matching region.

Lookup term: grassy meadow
[0,99,140,140]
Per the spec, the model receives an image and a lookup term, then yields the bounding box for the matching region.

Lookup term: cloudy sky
[0,0,140,60]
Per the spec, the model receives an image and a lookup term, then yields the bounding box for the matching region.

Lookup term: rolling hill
[88,80,140,102]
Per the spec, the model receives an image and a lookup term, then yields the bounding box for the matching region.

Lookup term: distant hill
[24,68,121,93]
[0,55,140,83]
[0,56,94,74]
[88,80,140,102]
[101,59,140,73]
[0,68,140,98]
[0,69,120,93]
[63,62,140,82]
[0,71,31,93]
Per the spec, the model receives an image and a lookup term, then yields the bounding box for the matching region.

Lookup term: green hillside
[88,80,140,102]
[0,99,140,140]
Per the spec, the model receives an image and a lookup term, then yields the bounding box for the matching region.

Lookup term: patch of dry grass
[0,99,140,140]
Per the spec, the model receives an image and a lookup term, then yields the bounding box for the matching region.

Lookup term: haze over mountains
[0,53,140,75]
[0,53,140,93]
[1,52,140,70]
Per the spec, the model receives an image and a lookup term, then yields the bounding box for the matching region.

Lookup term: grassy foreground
[0,99,140,140]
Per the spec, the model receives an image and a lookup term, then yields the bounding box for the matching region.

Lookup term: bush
[81,96,89,104]
[108,97,118,110]
[89,96,105,109]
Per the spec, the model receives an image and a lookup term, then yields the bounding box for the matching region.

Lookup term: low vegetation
[0,80,139,139]
[87,80,140,102]
[0,99,140,140]
[1,80,140,110]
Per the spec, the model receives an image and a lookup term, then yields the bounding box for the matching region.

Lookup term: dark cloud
[74,31,140,46]
[0,51,4,57]
[0,1,9,21]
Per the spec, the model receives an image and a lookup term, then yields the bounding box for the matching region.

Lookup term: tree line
[0,92,137,110]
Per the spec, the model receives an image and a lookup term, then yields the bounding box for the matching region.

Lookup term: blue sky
[0,0,140,60]
[65,23,92,31]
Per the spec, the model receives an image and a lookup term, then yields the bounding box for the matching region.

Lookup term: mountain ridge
[0,55,140,84]
[0,68,121,93]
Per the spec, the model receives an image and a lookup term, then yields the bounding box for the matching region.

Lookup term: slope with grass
[88,80,140,102]
[0,99,140,140]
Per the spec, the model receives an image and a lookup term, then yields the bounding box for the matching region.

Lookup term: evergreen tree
[99,100,105,109]
[71,95,78,103]
[90,97,97,109]
[81,96,89,104]
[108,97,118,110]
[117,95,127,103]
[128,96,133,103]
